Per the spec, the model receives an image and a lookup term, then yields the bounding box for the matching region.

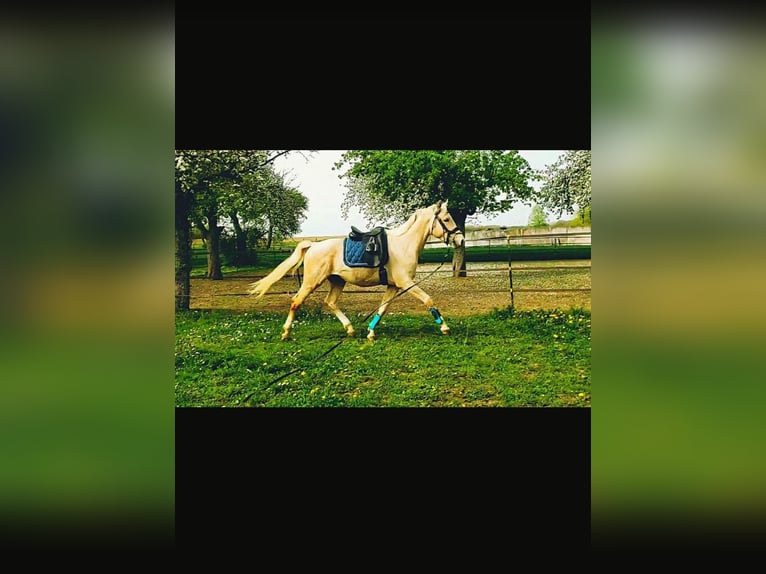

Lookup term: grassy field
[175,307,591,408]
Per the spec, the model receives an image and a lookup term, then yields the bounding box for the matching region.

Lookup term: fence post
[508,237,514,309]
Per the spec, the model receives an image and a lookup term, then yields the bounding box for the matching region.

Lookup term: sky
[273,150,565,237]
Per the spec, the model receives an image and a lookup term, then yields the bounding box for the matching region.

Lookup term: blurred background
[592,6,766,547]
[0,8,174,546]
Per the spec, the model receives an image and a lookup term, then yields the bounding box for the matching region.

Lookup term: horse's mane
[387,210,421,237]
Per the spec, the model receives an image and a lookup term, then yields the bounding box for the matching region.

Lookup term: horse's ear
[434,200,443,212]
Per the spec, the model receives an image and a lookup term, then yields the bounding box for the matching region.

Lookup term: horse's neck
[393,209,432,258]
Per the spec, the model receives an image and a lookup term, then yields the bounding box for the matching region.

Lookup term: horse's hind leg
[282,274,325,340]
[324,275,354,337]
[400,283,451,335]
[367,285,400,341]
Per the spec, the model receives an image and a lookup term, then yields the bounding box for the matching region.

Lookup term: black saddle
[349,226,386,240]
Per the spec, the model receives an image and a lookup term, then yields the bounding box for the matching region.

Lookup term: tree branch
[259,150,292,169]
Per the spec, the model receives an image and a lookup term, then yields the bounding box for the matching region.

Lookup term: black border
[175,407,591,549]
[175,5,590,151]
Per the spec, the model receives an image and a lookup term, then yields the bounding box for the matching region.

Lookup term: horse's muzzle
[453,233,465,249]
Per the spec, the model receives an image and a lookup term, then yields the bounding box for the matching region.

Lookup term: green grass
[175,307,591,407]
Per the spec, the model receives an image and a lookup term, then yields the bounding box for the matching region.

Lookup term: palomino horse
[248,200,465,340]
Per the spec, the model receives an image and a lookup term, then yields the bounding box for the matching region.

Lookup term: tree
[266,187,309,247]
[192,180,226,280]
[528,204,549,228]
[536,150,591,221]
[174,150,293,310]
[194,150,295,279]
[175,172,192,311]
[334,150,536,277]
[219,164,272,266]
[221,168,310,266]
[245,170,309,249]
[176,150,238,308]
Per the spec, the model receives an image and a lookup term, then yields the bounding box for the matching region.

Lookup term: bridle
[432,212,464,245]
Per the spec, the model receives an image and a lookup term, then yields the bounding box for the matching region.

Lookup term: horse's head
[432,200,465,249]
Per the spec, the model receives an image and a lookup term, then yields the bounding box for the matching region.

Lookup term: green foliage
[230,169,307,242]
[175,150,310,266]
[219,233,256,266]
[577,206,592,225]
[536,150,591,218]
[551,211,591,227]
[175,150,270,204]
[262,183,308,246]
[528,204,549,228]
[333,150,537,225]
[175,308,591,407]
[175,150,308,236]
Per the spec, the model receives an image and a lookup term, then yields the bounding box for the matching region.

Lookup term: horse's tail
[248,240,314,299]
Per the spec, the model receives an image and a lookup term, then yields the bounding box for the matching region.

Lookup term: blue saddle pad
[343,238,373,267]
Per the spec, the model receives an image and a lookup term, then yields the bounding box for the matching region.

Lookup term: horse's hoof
[347,329,355,337]
[281,332,290,341]
[441,328,451,335]
[367,333,376,342]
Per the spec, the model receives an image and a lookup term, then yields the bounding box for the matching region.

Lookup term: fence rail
[425,231,591,248]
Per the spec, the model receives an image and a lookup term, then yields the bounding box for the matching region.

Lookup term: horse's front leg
[367,285,400,341]
[400,283,451,335]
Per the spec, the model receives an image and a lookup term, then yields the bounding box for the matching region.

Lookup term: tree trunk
[206,206,223,280]
[452,246,466,278]
[230,211,248,266]
[266,212,274,249]
[451,210,468,278]
[175,184,191,311]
